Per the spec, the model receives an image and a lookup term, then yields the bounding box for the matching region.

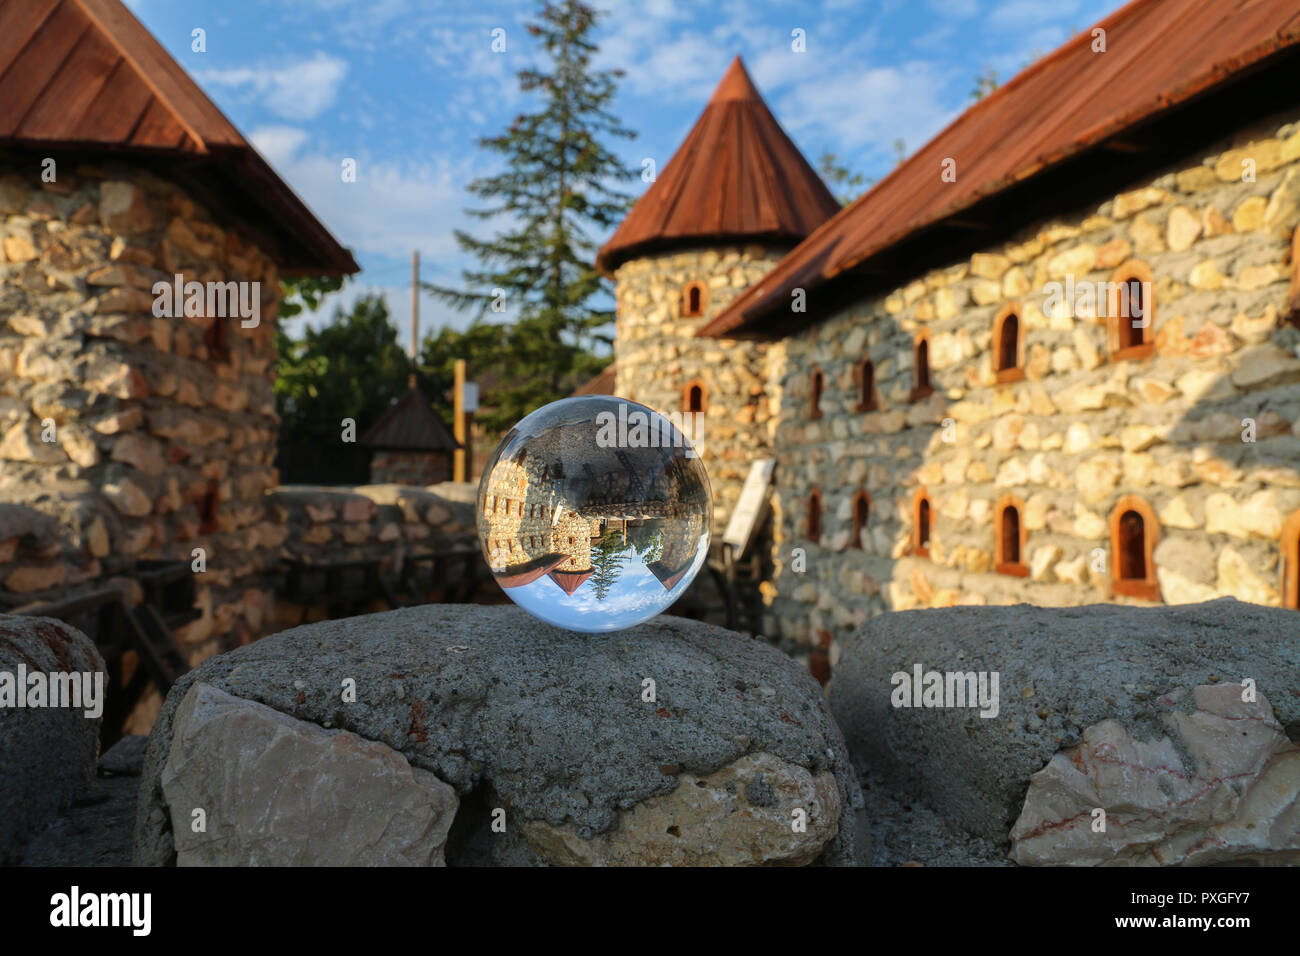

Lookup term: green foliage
[817,150,868,206]
[971,66,999,102]
[275,293,430,443]
[423,0,634,429]
[589,530,628,601]
[279,273,347,319]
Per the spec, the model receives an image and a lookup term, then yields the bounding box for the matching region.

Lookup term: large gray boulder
[162,683,459,866]
[1010,683,1299,865]
[0,614,105,863]
[828,598,1300,845]
[135,605,866,866]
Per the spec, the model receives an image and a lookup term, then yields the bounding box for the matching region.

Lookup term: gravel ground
[859,765,1012,867]
[19,736,145,867]
[19,773,137,867]
[19,731,1011,868]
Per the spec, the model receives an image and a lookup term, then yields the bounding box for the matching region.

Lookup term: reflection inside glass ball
[476,395,712,632]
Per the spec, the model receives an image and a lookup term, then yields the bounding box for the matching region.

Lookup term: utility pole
[453,359,469,481]
[409,251,419,388]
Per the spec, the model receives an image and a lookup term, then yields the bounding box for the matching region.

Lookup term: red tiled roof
[495,553,566,590]
[0,0,357,275]
[548,569,592,595]
[595,55,839,275]
[700,0,1300,338]
[360,386,459,452]
[571,363,617,396]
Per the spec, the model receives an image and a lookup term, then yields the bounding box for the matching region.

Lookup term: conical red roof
[548,569,592,595]
[596,56,839,274]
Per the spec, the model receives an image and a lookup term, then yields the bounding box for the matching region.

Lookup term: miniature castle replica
[595,7,1300,669]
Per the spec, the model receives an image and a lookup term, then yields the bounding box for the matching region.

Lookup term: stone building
[595,56,840,535]
[0,0,356,660]
[605,0,1300,670]
[361,381,458,486]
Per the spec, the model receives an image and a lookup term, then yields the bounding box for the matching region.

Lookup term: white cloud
[248,125,311,167]
[987,0,1079,33]
[197,52,349,120]
[778,59,955,156]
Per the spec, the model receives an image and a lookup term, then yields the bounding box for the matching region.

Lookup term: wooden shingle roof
[700,0,1300,339]
[360,386,459,453]
[595,56,839,274]
[571,362,617,396]
[0,0,357,275]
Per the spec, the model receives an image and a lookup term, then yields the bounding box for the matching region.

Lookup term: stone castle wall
[370,449,450,486]
[765,112,1300,666]
[0,161,283,662]
[612,244,787,532]
[266,483,479,631]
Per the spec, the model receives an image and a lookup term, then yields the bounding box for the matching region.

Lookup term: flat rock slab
[828,598,1300,845]
[0,614,105,863]
[1010,683,1299,865]
[135,605,865,866]
[163,683,458,866]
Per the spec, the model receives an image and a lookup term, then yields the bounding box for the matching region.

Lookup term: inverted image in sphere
[476,395,712,632]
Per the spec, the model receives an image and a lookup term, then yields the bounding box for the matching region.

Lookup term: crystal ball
[477,395,712,632]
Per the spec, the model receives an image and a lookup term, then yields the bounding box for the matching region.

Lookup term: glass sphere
[476,395,712,632]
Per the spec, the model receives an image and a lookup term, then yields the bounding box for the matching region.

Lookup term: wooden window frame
[809,366,825,420]
[683,378,708,415]
[1289,226,1300,326]
[1107,260,1157,361]
[1282,511,1300,610]
[681,280,708,319]
[204,316,230,364]
[994,493,1029,577]
[807,488,823,543]
[911,330,934,402]
[913,487,933,559]
[198,481,220,534]
[1110,495,1160,601]
[852,489,871,550]
[855,357,877,412]
[993,303,1025,384]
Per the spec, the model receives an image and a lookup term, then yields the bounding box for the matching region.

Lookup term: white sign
[462,381,479,413]
[723,458,774,552]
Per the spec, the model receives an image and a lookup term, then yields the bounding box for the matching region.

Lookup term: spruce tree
[425,0,634,430]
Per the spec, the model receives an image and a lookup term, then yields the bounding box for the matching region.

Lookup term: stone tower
[595,56,839,534]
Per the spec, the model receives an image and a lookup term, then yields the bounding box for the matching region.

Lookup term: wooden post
[453,358,468,482]
[407,251,419,390]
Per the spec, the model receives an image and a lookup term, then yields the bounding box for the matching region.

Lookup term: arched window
[809,367,824,420]
[1108,260,1156,360]
[913,488,932,558]
[912,331,933,401]
[994,494,1028,576]
[681,280,707,318]
[1110,495,1160,601]
[683,379,707,414]
[852,490,871,549]
[198,482,219,534]
[993,304,1023,383]
[1282,512,1300,610]
[856,357,876,412]
[807,489,822,543]
[204,317,230,363]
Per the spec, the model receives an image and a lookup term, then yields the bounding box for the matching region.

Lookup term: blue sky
[123,0,1122,347]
